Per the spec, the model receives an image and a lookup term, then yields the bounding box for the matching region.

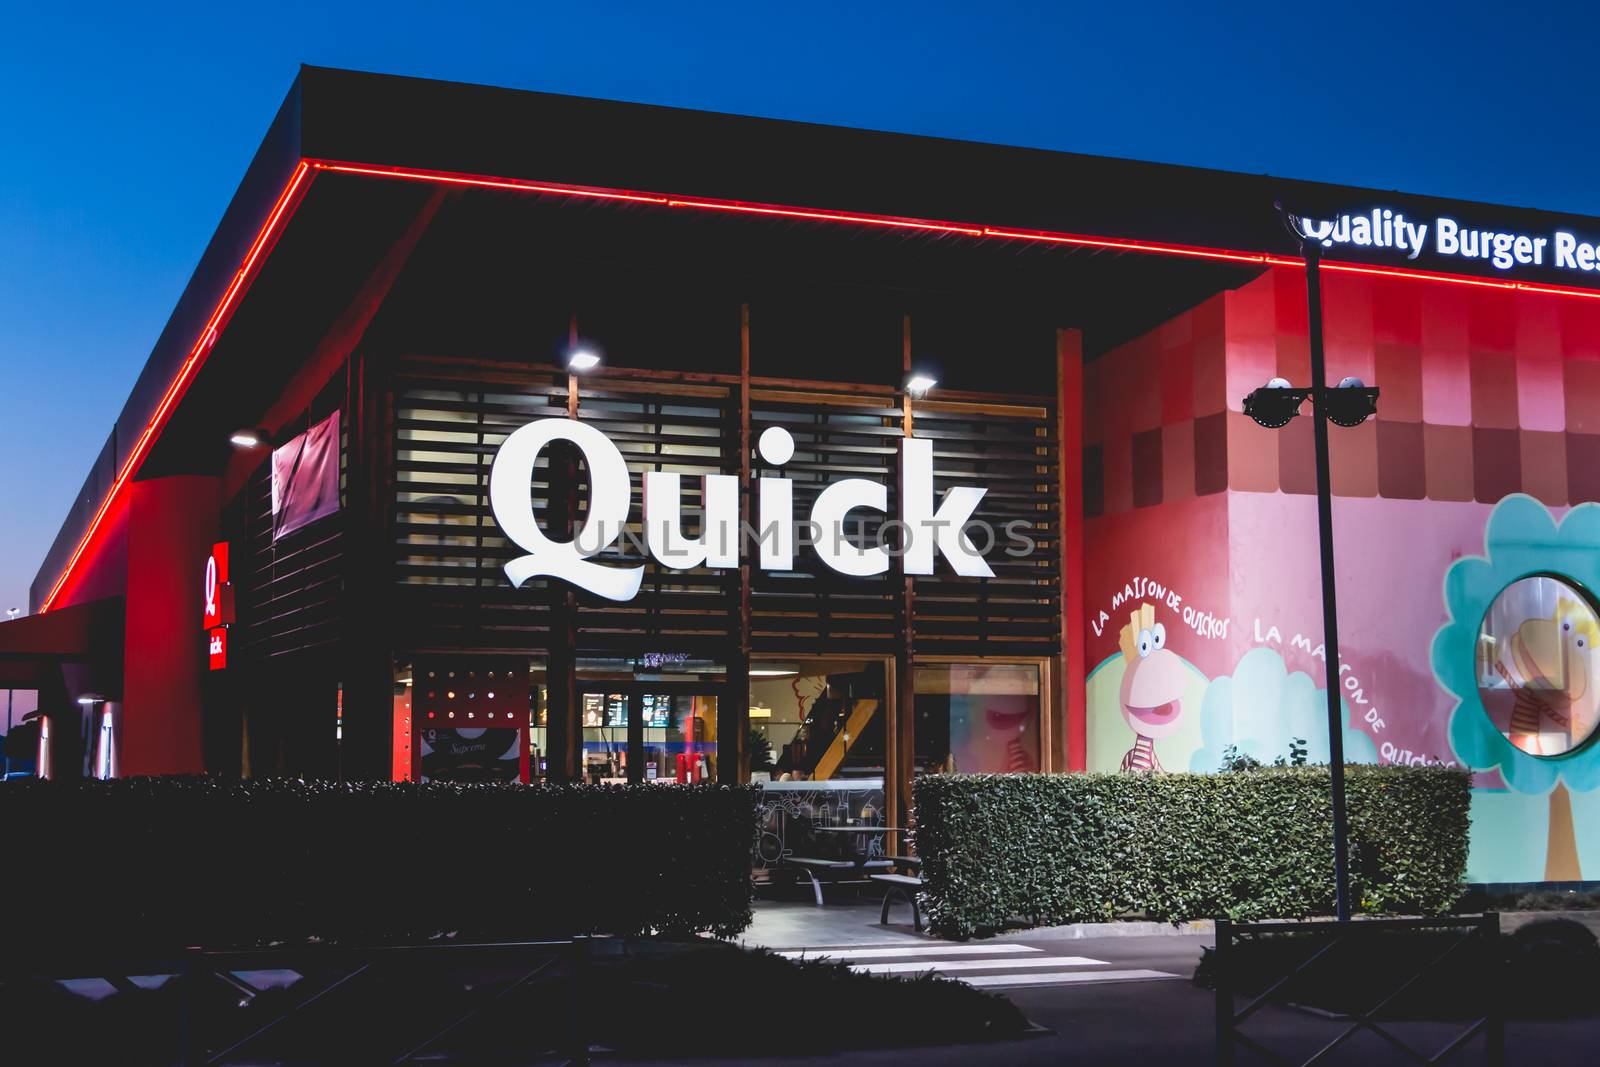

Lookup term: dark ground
[684,900,1596,1066]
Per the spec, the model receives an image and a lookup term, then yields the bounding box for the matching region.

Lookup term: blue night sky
[1,0,1597,631]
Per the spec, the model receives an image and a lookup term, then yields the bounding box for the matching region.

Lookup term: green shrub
[912,765,1471,939]
[1513,889,1600,911]
[0,776,758,960]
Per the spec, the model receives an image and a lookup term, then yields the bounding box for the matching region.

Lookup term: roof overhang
[0,597,125,689]
[32,66,1600,614]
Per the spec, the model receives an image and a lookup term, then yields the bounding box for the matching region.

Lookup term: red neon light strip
[1515,281,1600,301]
[42,155,1600,610]
[980,225,1268,264]
[665,197,985,236]
[310,159,1600,299]
[1317,260,1517,290]
[308,161,671,206]
[40,161,314,613]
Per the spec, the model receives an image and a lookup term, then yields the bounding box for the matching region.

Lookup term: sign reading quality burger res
[488,419,1009,601]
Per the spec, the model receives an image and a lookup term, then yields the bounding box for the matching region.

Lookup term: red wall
[122,476,219,776]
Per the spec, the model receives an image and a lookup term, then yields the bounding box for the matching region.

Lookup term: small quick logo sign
[489,419,994,602]
[203,542,228,629]
[203,542,231,671]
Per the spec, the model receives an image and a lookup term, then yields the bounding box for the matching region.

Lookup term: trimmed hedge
[1,776,758,960]
[912,765,1471,939]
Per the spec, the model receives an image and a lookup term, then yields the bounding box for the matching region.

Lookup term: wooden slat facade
[384,360,1060,663]
[236,393,348,663]
[225,350,1064,781]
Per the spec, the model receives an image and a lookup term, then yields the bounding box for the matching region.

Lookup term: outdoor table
[812,825,900,866]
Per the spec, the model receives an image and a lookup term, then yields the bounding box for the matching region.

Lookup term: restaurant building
[7,67,1600,885]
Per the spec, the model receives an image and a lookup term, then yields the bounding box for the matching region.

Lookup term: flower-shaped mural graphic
[1432,493,1600,881]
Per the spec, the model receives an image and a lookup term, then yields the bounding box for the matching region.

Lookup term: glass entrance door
[576,685,720,784]
[579,688,629,783]
[639,691,718,784]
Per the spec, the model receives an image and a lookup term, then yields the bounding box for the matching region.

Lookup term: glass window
[1476,575,1600,757]
[914,663,1041,774]
[640,694,718,783]
[581,692,629,782]
[749,660,885,782]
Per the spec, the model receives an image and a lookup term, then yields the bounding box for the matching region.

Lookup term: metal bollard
[1213,919,1233,1067]
[568,936,591,1066]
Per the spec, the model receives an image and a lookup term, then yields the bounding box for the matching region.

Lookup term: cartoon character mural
[1479,592,1598,757]
[1114,603,1190,771]
[1434,494,1600,882]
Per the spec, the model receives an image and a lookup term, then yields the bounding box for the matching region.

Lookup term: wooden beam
[811,698,881,782]
[339,192,447,782]
[889,314,917,855]
[1057,328,1086,772]
[721,303,753,785]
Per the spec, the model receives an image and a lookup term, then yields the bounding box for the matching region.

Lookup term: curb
[989,919,1214,940]
[980,909,1600,941]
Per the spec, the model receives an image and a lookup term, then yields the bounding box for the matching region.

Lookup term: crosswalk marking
[776,943,1043,961]
[848,955,1105,975]
[962,968,1180,988]
[775,942,1182,989]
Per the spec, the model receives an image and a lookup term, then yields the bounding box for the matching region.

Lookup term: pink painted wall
[1084,268,1600,883]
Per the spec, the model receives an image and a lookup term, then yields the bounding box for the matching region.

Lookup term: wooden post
[546,319,583,782]
[1057,329,1086,772]
[889,315,917,853]
[340,344,397,781]
[721,304,753,784]
[329,191,442,782]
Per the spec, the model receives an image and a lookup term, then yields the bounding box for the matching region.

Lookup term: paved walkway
[740,899,1188,990]
[713,900,1595,1065]
[776,940,1179,989]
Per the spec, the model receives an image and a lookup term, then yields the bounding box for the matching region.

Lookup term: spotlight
[76,693,106,706]
[567,349,601,372]
[229,429,269,449]
[905,373,938,398]
[1243,379,1309,429]
[1326,378,1381,428]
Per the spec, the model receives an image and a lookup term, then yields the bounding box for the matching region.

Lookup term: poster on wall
[419,728,522,783]
[408,656,531,783]
[270,410,341,539]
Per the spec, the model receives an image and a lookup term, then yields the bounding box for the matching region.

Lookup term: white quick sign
[488,419,994,602]
[1300,208,1600,275]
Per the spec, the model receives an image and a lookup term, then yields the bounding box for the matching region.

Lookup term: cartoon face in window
[1478,577,1600,757]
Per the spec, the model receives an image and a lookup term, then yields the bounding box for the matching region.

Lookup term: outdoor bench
[784,856,856,906]
[871,872,926,930]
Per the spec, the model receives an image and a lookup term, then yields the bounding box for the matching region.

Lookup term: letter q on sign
[488,418,644,602]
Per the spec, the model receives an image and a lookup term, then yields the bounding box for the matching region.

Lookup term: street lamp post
[4,607,19,779]
[1243,212,1380,922]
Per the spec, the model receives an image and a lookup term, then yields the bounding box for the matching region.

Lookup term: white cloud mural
[1190,646,1379,772]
